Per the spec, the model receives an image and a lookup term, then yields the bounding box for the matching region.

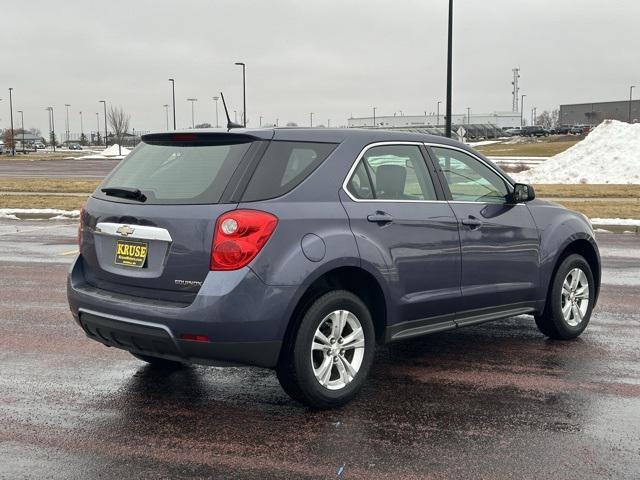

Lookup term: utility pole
[18,110,25,153]
[372,106,376,127]
[437,101,441,126]
[79,111,84,143]
[168,78,176,129]
[259,115,262,127]
[8,88,14,156]
[212,96,219,127]
[520,94,526,126]
[99,100,107,146]
[187,98,197,128]
[65,104,71,143]
[445,0,454,138]
[512,67,521,112]
[467,107,471,125]
[235,62,246,127]
[95,112,100,145]
[310,112,314,127]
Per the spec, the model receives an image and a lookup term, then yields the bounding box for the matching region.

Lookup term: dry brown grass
[0,151,86,161]
[476,139,580,157]
[534,184,640,198]
[0,178,100,193]
[0,195,88,210]
[554,200,640,219]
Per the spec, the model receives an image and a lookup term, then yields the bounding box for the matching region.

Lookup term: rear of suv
[68,128,600,408]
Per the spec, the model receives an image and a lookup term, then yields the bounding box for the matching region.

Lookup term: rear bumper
[67,256,296,368]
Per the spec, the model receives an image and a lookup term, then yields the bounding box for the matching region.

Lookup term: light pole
[235,62,246,127]
[79,111,84,144]
[45,107,52,150]
[64,104,71,143]
[212,96,220,127]
[629,86,635,123]
[327,119,331,128]
[163,104,169,130]
[310,112,314,127]
[437,101,442,126]
[18,110,25,153]
[259,115,262,127]
[95,112,100,145]
[467,107,471,125]
[8,88,14,155]
[445,0,453,138]
[520,94,526,126]
[47,106,56,152]
[187,98,197,128]
[168,78,176,129]
[531,107,536,126]
[372,106,377,127]
[99,100,107,146]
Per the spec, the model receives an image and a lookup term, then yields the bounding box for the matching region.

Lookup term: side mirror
[511,183,535,203]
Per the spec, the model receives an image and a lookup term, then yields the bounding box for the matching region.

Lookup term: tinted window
[99,141,252,204]
[242,141,337,201]
[432,147,509,203]
[347,145,437,201]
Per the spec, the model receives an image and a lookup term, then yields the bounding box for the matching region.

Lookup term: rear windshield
[241,141,337,201]
[98,141,252,204]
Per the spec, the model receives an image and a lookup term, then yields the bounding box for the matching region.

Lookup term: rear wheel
[131,353,184,368]
[276,290,375,409]
[535,254,594,340]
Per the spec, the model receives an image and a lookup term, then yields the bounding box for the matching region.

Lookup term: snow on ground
[591,218,640,226]
[79,144,130,160]
[513,120,640,184]
[0,208,80,220]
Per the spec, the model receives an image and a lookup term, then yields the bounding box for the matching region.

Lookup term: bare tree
[535,109,560,130]
[107,105,131,155]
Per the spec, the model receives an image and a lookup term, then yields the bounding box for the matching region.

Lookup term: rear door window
[241,141,337,201]
[98,140,253,204]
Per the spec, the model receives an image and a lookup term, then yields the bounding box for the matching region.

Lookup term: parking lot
[0,219,638,479]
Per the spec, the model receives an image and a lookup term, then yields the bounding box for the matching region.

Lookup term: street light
[630,86,635,123]
[18,110,25,154]
[212,96,220,128]
[8,88,14,156]
[235,62,246,127]
[437,101,442,126]
[95,112,100,145]
[520,94,526,126]
[259,115,262,127]
[79,111,84,144]
[187,98,197,128]
[445,0,454,138]
[467,107,471,125]
[46,106,56,152]
[168,78,176,130]
[99,100,107,146]
[65,104,71,143]
[372,107,377,127]
[163,104,169,130]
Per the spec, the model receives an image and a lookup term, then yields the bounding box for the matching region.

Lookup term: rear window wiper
[101,187,147,202]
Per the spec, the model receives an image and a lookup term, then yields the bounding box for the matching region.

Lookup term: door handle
[367,212,394,224]
[461,216,483,229]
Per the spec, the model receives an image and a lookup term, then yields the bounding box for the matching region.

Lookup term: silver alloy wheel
[311,310,365,390]
[561,267,590,327]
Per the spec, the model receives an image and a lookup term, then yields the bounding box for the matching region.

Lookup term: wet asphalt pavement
[0,220,638,479]
[0,158,120,178]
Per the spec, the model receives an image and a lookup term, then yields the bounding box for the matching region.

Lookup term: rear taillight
[210,209,278,271]
[77,205,85,248]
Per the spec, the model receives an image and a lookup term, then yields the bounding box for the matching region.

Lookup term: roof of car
[142,127,465,149]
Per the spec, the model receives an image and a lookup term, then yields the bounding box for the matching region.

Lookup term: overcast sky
[2,0,639,135]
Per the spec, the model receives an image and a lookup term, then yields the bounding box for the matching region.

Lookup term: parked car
[551,125,571,135]
[521,126,549,137]
[68,144,83,150]
[504,126,523,136]
[67,128,601,408]
[570,125,590,135]
[34,142,46,149]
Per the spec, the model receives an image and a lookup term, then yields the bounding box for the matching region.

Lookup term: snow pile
[514,120,640,184]
[0,208,80,220]
[102,144,131,157]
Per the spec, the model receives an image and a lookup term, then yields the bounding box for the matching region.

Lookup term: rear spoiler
[141,132,261,146]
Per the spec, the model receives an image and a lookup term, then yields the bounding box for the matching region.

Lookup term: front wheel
[276,290,375,409]
[535,254,595,340]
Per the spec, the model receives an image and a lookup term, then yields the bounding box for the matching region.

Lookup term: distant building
[348,111,522,129]
[559,100,640,126]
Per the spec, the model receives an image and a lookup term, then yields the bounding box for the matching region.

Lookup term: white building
[348,111,522,129]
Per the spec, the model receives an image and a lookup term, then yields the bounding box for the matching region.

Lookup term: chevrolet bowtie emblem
[116,225,135,237]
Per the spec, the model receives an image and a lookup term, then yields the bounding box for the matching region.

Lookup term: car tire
[131,352,185,368]
[276,290,375,409]
[535,254,595,340]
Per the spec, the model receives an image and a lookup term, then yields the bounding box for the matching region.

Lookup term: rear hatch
[80,132,266,303]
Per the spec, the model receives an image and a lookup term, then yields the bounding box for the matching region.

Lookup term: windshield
[97,141,253,205]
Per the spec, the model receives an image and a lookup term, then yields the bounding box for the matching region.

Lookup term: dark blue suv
[67,128,600,408]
